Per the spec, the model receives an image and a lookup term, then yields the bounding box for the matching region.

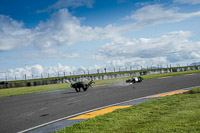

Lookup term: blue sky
[1,0,200,80]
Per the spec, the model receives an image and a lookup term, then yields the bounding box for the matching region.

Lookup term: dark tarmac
[0,73,200,133]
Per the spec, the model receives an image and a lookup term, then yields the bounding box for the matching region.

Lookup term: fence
[0,65,200,89]
[1,64,187,82]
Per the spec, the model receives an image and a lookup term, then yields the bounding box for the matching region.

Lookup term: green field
[55,88,200,133]
[0,69,200,97]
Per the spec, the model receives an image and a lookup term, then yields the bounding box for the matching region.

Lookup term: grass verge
[55,88,200,133]
[0,70,200,97]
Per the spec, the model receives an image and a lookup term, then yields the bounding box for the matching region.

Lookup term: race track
[0,73,200,133]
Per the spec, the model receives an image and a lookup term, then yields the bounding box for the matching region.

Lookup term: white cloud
[97,30,200,65]
[0,9,109,51]
[37,0,94,13]
[34,5,200,47]
[2,62,132,81]
[43,49,79,58]
[30,9,123,50]
[33,9,105,49]
[2,64,44,80]
[2,29,200,81]
[105,57,167,70]
[11,49,79,59]
[1,63,90,80]
[31,64,44,75]
[124,4,200,30]
[173,0,200,4]
[1,5,200,52]
[0,15,32,51]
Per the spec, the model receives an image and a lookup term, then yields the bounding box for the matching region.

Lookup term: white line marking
[18,85,200,133]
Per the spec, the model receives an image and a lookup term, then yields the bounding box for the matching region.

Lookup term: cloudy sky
[1,0,200,80]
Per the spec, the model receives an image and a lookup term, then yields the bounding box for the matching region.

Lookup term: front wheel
[83,87,88,91]
[138,77,143,82]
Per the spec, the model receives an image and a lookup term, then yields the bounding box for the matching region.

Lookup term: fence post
[170,64,172,72]
[25,74,26,80]
[87,69,89,75]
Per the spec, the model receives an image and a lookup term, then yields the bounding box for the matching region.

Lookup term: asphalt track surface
[0,74,200,133]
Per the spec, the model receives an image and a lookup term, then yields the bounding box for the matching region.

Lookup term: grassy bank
[55,88,200,133]
[0,69,200,97]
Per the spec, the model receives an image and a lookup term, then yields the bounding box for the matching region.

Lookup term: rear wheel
[75,87,81,92]
[75,88,78,92]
